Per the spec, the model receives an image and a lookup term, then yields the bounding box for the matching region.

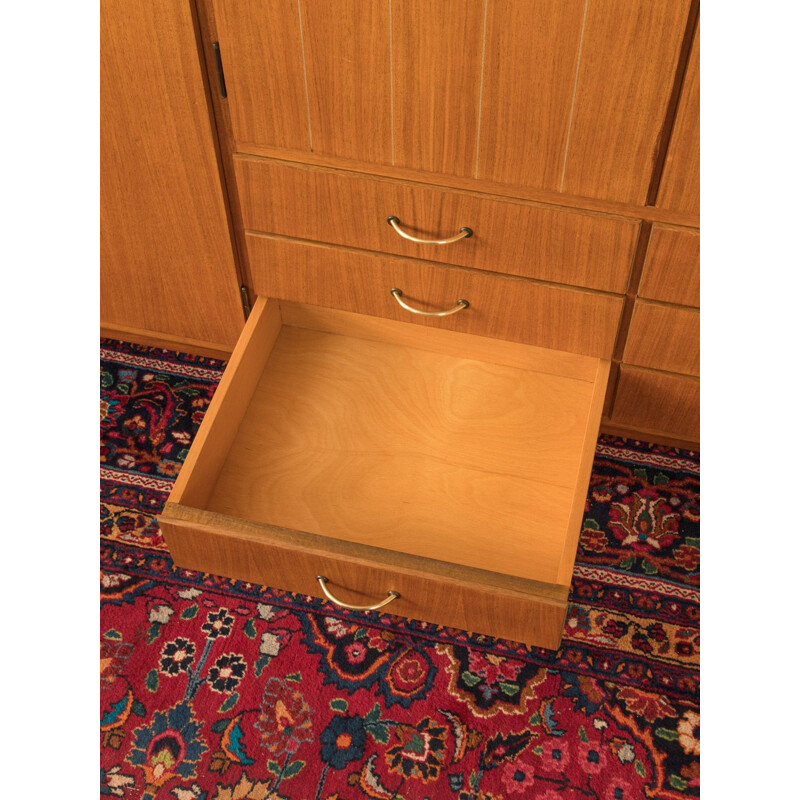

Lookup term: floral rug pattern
[101,338,700,799]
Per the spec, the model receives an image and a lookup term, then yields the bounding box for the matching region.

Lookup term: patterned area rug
[100,338,700,799]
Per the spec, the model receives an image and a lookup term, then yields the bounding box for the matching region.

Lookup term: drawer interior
[170,297,609,587]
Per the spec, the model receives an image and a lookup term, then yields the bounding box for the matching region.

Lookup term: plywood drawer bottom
[160,296,610,649]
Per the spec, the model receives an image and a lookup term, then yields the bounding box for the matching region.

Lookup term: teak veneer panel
[300,0,392,163]
[624,301,700,376]
[234,157,639,293]
[561,0,692,204]
[160,508,568,649]
[611,366,699,442]
[392,0,485,176]
[244,233,624,359]
[657,22,700,216]
[214,0,311,150]
[100,0,243,345]
[478,0,590,190]
[233,144,700,228]
[639,226,700,307]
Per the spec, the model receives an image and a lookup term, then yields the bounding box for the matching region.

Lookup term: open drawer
[160,297,609,649]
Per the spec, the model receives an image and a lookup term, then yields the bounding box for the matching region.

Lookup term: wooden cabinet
[99,0,706,646]
[100,0,244,352]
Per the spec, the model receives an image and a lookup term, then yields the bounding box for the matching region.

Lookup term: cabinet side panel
[100,0,243,344]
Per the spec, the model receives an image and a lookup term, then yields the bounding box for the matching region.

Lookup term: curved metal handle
[387,216,473,245]
[316,575,400,611]
[390,288,469,317]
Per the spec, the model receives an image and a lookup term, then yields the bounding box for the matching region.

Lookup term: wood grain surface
[623,300,700,376]
[234,157,639,292]
[657,21,700,215]
[639,226,700,307]
[232,143,701,228]
[611,365,699,442]
[392,0,485,175]
[477,0,587,189]
[160,508,569,649]
[214,0,311,149]
[300,0,392,162]
[245,233,625,358]
[100,0,243,345]
[560,0,692,204]
[212,0,694,210]
[205,323,599,582]
[278,301,602,382]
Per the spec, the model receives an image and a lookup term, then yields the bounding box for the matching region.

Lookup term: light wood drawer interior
[639,226,700,306]
[161,296,610,648]
[611,366,699,442]
[245,233,624,359]
[624,301,700,376]
[234,156,640,293]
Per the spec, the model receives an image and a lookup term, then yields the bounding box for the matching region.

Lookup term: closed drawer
[245,233,624,359]
[639,226,700,307]
[624,301,700,376]
[611,366,699,442]
[160,296,610,649]
[234,156,640,293]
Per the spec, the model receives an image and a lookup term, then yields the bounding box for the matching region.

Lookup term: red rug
[101,338,699,799]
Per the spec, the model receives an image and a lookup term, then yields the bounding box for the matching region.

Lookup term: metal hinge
[212,41,227,98]
[240,285,252,319]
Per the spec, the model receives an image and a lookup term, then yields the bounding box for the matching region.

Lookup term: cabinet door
[656,22,699,216]
[213,0,691,205]
[101,0,244,347]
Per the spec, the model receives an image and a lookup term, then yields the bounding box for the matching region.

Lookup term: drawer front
[234,157,639,293]
[245,233,624,359]
[612,366,699,442]
[639,226,700,307]
[160,512,568,650]
[623,301,700,376]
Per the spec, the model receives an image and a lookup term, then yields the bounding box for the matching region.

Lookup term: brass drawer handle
[387,216,473,245]
[390,288,469,317]
[316,575,400,611]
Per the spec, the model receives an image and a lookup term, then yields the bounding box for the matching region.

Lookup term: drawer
[639,226,700,307]
[245,233,624,359]
[624,300,700,376]
[160,296,610,649]
[234,156,640,293]
[611,366,699,443]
